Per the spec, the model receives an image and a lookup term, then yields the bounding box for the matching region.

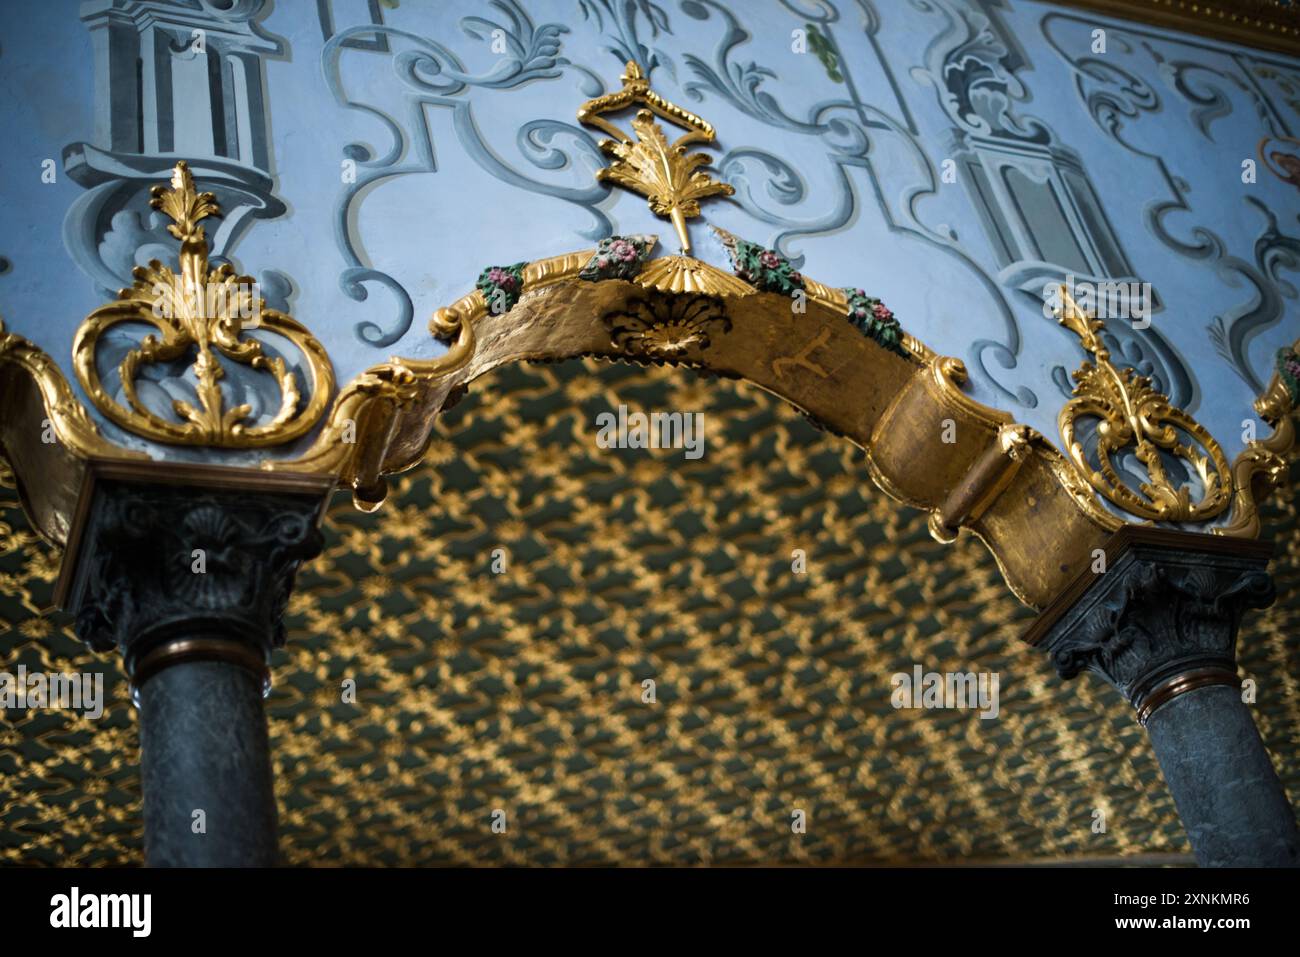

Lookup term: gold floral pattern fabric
[2,358,1297,865]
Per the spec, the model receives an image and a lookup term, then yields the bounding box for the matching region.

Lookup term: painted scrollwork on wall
[678,0,1041,408]
[1053,19,1295,384]
[1252,64,1300,120]
[1207,198,1300,394]
[302,0,1283,443]
[1042,11,1297,400]
[322,0,614,347]
[63,1,289,298]
[1149,50,1278,142]
[910,0,1051,144]
[912,0,1162,413]
[578,0,674,74]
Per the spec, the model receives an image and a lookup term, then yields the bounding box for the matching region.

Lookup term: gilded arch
[255,234,1129,611]
[2,220,1296,613]
[2,5,1300,872]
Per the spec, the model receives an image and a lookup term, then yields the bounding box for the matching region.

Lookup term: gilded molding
[930,423,1038,543]
[0,238,1150,606]
[73,162,334,448]
[867,353,1122,606]
[266,315,477,511]
[1057,0,1300,58]
[0,319,133,461]
[0,318,145,544]
[1053,285,1231,524]
[5,213,1288,610]
[430,241,757,334]
[312,242,757,507]
[299,246,1134,607]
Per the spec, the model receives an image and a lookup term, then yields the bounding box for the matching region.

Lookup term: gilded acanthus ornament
[73,161,333,448]
[1216,340,1299,538]
[0,318,139,462]
[1053,285,1231,523]
[579,61,734,255]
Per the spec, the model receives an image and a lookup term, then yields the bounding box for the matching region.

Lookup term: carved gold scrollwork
[1216,340,1299,538]
[73,162,334,448]
[0,319,136,461]
[269,310,476,511]
[578,61,734,255]
[1053,286,1231,523]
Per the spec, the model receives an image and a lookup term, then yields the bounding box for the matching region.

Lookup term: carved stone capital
[59,463,330,682]
[1024,528,1276,721]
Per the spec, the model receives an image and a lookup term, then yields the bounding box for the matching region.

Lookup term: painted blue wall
[1,0,1297,512]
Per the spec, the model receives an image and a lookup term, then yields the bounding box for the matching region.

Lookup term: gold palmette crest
[579,61,734,255]
[73,161,333,448]
[1053,285,1231,523]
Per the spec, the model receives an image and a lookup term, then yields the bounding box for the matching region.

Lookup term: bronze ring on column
[130,637,272,706]
[1135,667,1241,726]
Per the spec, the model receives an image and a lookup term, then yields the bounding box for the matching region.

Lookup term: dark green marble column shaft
[1145,684,1298,867]
[139,658,278,867]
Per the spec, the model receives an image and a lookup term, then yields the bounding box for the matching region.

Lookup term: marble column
[61,464,329,867]
[1026,528,1299,867]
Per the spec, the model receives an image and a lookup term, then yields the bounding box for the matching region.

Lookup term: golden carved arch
[1,162,1296,616]
[7,225,1296,612]
[0,64,1290,620]
[4,233,1297,611]
[251,242,1122,610]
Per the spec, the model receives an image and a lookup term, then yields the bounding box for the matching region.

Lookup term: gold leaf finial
[1052,284,1231,523]
[578,61,734,255]
[149,160,220,246]
[73,162,334,448]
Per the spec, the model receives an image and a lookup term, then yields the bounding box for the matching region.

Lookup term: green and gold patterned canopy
[3,358,1297,865]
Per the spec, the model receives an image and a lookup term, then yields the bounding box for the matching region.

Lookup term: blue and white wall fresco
[1,0,1297,471]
